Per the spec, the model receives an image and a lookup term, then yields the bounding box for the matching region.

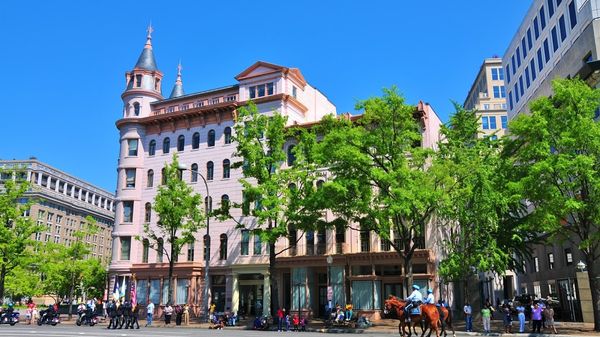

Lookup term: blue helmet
[427,289,433,294]
[412,285,420,290]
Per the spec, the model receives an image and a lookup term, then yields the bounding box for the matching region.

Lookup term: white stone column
[37,172,42,185]
[263,272,271,317]
[231,273,239,314]
[55,179,60,192]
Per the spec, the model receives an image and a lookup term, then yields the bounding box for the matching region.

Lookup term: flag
[113,276,120,301]
[130,275,137,307]
[120,276,127,299]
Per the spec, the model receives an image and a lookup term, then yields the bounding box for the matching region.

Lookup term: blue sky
[0,1,530,192]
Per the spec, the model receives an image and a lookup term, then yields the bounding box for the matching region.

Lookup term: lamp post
[178,163,211,322]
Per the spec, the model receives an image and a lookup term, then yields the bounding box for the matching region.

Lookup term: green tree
[222,102,325,316]
[140,154,203,305]
[504,78,600,330]
[0,168,43,303]
[316,87,446,293]
[436,104,536,302]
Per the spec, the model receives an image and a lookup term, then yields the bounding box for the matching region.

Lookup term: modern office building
[502,0,599,322]
[503,0,600,119]
[464,58,509,138]
[0,159,115,265]
[109,28,446,320]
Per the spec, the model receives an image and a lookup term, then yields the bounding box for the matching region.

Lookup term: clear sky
[0,0,530,192]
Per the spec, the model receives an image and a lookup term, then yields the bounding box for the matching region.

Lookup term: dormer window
[135,75,142,87]
[249,82,275,99]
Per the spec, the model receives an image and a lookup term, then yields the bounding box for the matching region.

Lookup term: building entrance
[238,273,265,316]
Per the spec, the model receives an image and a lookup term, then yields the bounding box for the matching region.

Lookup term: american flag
[130,275,137,306]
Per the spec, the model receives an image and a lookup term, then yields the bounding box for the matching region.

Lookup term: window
[207,129,215,147]
[489,116,497,129]
[222,159,230,179]
[534,257,540,272]
[123,201,133,222]
[206,161,214,180]
[144,202,151,223]
[224,127,232,144]
[163,137,170,154]
[187,240,195,261]
[154,78,160,91]
[509,91,514,111]
[557,0,562,5]
[135,75,142,87]
[177,135,185,152]
[148,140,156,156]
[191,163,198,182]
[521,38,527,58]
[142,239,149,263]
[220,194,230,211]
[493,86,505,98]
[548,253,555,270]
[192,132,200,149]
[548,0,554,18]
[511,55,516,75]
[540,6,547,29]
[551,26,559,52]
[241,230,250,255]
[492,68,499,80]
[537,49,544,72]
[360,227,370,252]
[219,234,228,260]
[127,139,138,156]
[249,82,275,99]
[526,67,531,88]
[569,1,577,28]
[157,238,164,263]
[501,86,506,98]
[506,65,511,83]
[125,169,136,188]
[120,237,131,260]
[559,15,567,41]
[253,234,262,255]
[482,116,490,130]
[498,67,504,80]
[516,47,521,67]
[292,86,297,98]
[544,39,551,63]
[565,248,573,265]
[287,145,296,166]
[501,116,508,129]
[534,17,540,39]
[133,102,140,116]
[516,82,520,102]
[519,75,524,96]
[527,28,533,50]
[530,59,537,81]
[242,193,250,216]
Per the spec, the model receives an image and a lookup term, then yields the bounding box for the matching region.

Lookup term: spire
[169,61,185,98]
[134,24,158,71]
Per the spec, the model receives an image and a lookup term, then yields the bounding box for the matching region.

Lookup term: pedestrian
[463,301,472,332]
[175,304,182,325]
[277,307,284,331]
[300,316,307,331]
[531,302,543,333]
[130,302,140,329]
[481,305,491,333]
[502,303,512,333]
[543,306,557,334]
[146,300,155,327]
[516,304,526,332]
[209,302,216,323]
[183,303,190,325]
[293,314,299,331]
[285,312,291,331]
[164,303,173,325]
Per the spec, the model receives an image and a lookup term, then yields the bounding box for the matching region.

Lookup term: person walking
[164,303,173,326]
[183,304,190,325]
[277,307,284,332]
[463,301,473,332]
[481,305,491,333]
[502,303,513,333]
[543,306,557,334]
[531,302,543,333]
[146,301,155,327]
[516,304,526,332]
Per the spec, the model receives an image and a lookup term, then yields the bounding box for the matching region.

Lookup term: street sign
[327,286,333,301]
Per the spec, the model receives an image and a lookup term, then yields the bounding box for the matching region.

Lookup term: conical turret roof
[134,25,158,71]
[169,62,185,98]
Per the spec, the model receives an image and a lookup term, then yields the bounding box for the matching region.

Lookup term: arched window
[147,169,154,188]
[142,239,149,263]
[224,127,232,144]
[221,194,230,211]
[177,135,185,152]
[206,161,214,180]
[191,163,198,182]
[192,132,200,149]
[161,167,167,185]
[223,159,230,179]
[148,140,156,156]
[287,145,296,166]
[219,234,228,260]
[133,102,141,116]
[316,180,325,189]
[163,137,170,154]
[208,129,215,147]
[157,238,164,263]
[144,202,152,223]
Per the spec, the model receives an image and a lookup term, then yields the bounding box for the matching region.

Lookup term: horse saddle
[409,307,421,315]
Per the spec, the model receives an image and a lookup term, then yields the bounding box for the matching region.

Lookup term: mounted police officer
[404,285,423,322]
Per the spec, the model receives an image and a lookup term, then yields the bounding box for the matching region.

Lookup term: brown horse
[436,306,456,337]
[384,296,442,337]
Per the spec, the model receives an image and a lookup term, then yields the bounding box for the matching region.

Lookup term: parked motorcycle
[0,310,19,326]
[37,307,60,326]
[76,308,98,327]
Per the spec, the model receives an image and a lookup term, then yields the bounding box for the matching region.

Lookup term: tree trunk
[269,242,278,317]
[168,245,175,305]
[0,264,5,305]
[585,254,600,331]
[403,253,413,297]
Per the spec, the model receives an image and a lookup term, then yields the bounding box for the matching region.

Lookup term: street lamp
[178,163,211,322]
[576,260,586,272]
